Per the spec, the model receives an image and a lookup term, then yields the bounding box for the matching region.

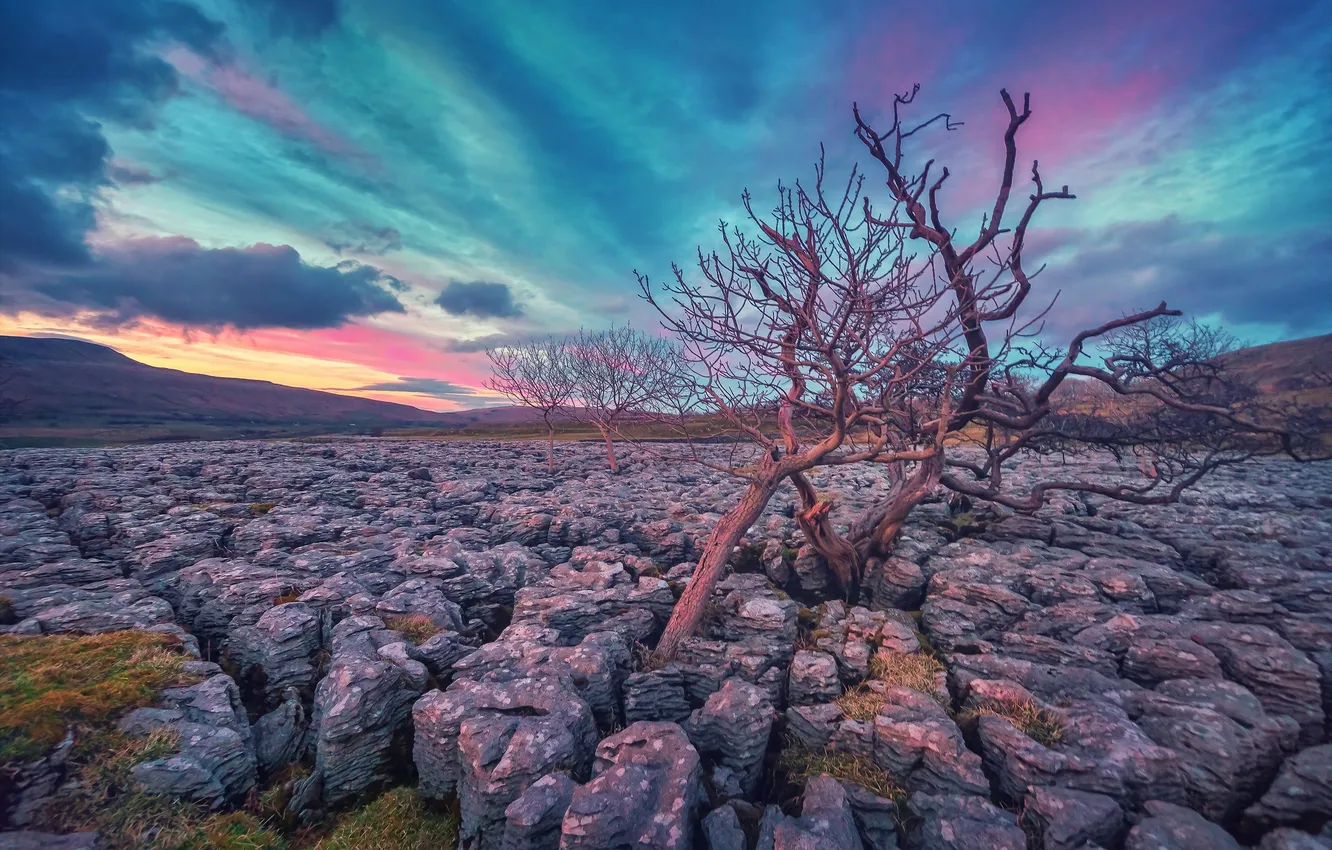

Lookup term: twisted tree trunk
[654,472,782,661]
[792,473,861,599]
[546,424,555,475]
[596,423,619,473]
[792,454,943,602]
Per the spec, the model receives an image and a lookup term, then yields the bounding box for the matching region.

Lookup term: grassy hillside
[0,336,453,447]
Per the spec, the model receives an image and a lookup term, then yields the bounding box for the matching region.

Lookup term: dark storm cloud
[18,238,404,330]
[435,280,523,319]
[0,0,223,270]
[1037,217,1332,336]
[356,377,479,399]
[323,221,403,256]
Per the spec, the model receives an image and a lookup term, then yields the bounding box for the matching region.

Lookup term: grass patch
[835,685,887,721]
[793,633,819,652]
[794,607,820,652]
[868,651,946,705]
[913,628,941,660]
[384,615,442,645]
[699,599,725,635]
[36,730,452,850]
[0,631,198,764]
[249,763,312,830]
[959,697,1066,747]
[780,742,905,805]
[193,812,288,849]
[632,642,668,673]
[35,729,287,850]
[940,510,990,541]
[310,787,457,850]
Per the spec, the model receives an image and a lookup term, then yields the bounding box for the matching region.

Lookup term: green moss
[913,629,940,660]
[5,634,453,850]
[34,728,287,850]
[0,631,198,764]
[311,787,457,850]
[190,812,288,850]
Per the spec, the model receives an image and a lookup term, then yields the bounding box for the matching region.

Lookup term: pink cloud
[166,47,368,162]
[839,0,1271,213]
[246,323,494,388]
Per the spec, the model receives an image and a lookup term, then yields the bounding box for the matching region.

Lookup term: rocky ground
[1,438,1330,849]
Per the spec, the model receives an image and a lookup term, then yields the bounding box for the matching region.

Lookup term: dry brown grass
[959,697,1066,747]
[834,685,887,721]
[868,651,946,706]
[780,742,905,804]
[0,631,198,764]
[384,615,442,644]
[273,590,303,606]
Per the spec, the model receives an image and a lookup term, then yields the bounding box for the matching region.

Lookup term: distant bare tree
[638,86,1313,661]
[485,337,576,474]
[567,325,679,473]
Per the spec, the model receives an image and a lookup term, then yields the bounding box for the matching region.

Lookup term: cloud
[435,280,523,319]
[166,48,366,160]
[8,237,405,330]
[438,331,555,353]
[323,221,403,256]
[237,0,342,37]
[107,160,166,186]
[356,377,481,400]
[1035,216,1332,337]
[0,0,223,271]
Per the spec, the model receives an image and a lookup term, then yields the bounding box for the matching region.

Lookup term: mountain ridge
[1,331,1327,446]
[0,334,455,429]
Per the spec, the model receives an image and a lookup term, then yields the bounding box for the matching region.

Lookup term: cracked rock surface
[1,439,1330,848]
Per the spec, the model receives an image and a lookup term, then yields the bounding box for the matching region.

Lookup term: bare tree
[638,86,1311,661]
[567,325,678,473]
[485,337,576,474]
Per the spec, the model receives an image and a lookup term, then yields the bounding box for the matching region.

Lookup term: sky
[1,0,1329,412]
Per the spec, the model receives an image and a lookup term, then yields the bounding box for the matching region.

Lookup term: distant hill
[1,332,1325,447]
[0,335,452,434]
[1216,333,1331,395]
[430,405,551,427]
